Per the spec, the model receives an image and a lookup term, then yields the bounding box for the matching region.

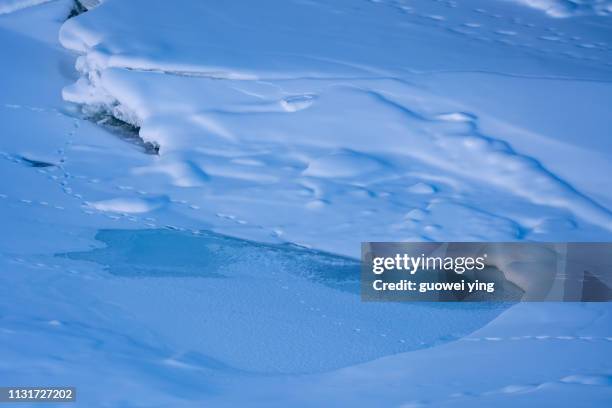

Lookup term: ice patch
[60,228,509,373]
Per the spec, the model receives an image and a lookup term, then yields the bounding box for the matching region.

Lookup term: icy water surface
[64,228,361,291]
[56,228,510,373]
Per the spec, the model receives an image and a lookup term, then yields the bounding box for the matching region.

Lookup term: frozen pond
[60,228,509,373]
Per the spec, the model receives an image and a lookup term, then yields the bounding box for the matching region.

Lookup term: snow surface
[508,0,612,17]
[56,0,612,256]
[0,0,53,15]
[0,0,611,406]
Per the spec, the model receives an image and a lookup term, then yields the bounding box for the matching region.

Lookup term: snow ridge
[57,0,612,255]
[508,0,612,17]
[0,0,52,15]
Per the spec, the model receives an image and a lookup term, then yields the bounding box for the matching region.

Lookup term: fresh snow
[56,0,612,256]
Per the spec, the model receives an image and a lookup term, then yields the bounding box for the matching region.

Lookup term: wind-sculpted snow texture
[58,0,612,256]
[509,0,612,17]
[0,0,611,406]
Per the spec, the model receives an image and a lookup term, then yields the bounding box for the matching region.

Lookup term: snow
[508,0,612,17]
[0,0,611,406]
[55,0,612,256]
[0,0,52,15]
[86,197,167,213]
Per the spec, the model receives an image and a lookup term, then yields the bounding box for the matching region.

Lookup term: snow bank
[55,0,612,256]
